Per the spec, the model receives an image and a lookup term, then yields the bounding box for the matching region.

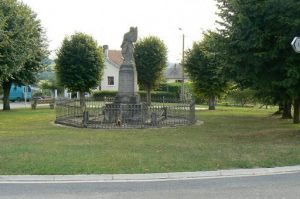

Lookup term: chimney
[103,45,109,58]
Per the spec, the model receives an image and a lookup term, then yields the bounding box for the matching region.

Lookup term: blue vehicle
[9,84,32,101]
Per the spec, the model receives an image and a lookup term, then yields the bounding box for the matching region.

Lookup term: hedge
[92,90,117,99]
[139,91,177,100]
[156,83,181,96]
[92,90,177,101]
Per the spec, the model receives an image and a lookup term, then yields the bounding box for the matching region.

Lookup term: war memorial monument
[55,27,196,128]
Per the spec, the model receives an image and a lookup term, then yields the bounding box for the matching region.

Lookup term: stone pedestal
[103,103,147,125]
[103,63,145,124]
[114,63,140,104]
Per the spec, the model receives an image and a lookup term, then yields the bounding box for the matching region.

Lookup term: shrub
[157,83,181,95]
[225,88,257,106]
[139,91,177,102]
[92,90,177,102]
[92,90,117,100]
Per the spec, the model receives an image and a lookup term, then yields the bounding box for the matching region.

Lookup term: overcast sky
[21,0,218,62]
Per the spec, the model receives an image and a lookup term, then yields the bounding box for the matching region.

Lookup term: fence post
[189,99,196,124]
[83,111,89,128]
[151,112,157,126]
[163,107,168,119]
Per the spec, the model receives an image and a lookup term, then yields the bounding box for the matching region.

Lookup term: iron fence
[55,97,196,129]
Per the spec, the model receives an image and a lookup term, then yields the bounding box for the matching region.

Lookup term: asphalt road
[0,172,299,199]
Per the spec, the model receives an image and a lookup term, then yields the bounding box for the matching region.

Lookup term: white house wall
[100,60,119,91]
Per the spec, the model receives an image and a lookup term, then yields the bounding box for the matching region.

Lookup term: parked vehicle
[9,84,32,101]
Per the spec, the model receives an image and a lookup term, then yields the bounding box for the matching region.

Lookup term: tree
[55,32,104,109]
[184,31,229,110]
[0,0,48,110]
[134,36,168,104]
[216,0,300,123]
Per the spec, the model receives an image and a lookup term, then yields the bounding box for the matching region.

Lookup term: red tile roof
[108,50,123,66]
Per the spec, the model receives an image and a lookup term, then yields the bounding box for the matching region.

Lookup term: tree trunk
[293,98,300,124]
[276,102,284,115]
[2,80,12,111]
[282,101,292,119]
[80,91,89,127]
[79,91,86,112]
[208,95,216,110]
[146,88,151,105]
[273,102,283,115]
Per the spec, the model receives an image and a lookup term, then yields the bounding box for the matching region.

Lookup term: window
[175,79,183,83]
[107,76,114,86]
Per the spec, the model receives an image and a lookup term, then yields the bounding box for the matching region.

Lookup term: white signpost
[291,37,300,53]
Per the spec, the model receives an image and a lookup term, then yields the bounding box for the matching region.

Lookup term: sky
[21,0,219,62]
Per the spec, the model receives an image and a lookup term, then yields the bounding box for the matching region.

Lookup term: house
[100,45,123,91]
[164,63,189,83]
[99,49,190,91]
[9,83,32,101]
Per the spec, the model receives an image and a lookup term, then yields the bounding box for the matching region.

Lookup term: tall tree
[55,32,104,109]
[184,31,228,110]
[134,36,168,104]
[216,0,300,123]
[0,0,48,110]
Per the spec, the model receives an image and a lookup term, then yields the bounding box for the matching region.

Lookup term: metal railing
[55,97,196,129]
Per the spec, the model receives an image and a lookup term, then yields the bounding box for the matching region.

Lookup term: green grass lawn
[0,106,299,175]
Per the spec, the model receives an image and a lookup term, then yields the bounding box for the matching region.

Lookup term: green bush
[157,82,194,97]
[92,90,177,102]
[192,91,207,104]
[225,88,257,106]
[157,83,181,95]
[92,90,117,99]
[139,91,177,100]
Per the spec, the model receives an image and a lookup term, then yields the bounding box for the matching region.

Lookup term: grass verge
[0,106,299,174]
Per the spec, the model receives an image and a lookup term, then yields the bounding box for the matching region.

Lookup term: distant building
[99,49,190,91]
[164,63,189,83]
[100,45,122,91]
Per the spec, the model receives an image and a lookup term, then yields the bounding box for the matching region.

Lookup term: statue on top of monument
[121,27,138,64]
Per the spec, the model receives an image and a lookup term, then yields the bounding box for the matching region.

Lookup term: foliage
[92,90,177,101]
[37,59,56,82]
[55,32,104,93]
[225,88,257,107]
[92,90,118,99]
[156,82,183,97]
[38,80,57,90]
[139,91,177,100]
[216,0,300,122]
[184,31,229,109]
[0,0,46,81]
[0,0,48,110]
[134,36,168,103]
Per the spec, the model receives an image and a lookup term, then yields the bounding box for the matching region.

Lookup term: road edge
[0,165,300,183]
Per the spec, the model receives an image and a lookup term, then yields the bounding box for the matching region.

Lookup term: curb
[0,165,300,183]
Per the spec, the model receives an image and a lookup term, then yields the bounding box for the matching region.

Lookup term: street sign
[291,37,300,53]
